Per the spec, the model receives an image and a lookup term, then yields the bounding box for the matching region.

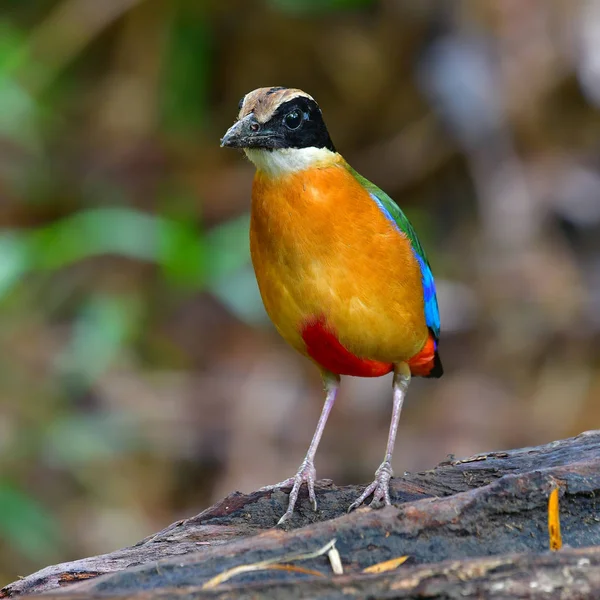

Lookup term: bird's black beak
[220,114,261,148]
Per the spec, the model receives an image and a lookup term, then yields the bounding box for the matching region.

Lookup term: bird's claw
[348,461,393,512]
[274,459,318,525]
[258,477,295,492]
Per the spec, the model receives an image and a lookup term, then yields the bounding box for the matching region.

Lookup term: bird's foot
[268,459,317,525]
[348,460,393,512]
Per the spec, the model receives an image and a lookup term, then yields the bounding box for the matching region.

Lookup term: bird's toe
[273,459,319,524]
[349,461,394,511]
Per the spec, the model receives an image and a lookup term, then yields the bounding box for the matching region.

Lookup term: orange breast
[249,159,429,375]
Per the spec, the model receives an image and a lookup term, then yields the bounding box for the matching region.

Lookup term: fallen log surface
[3,430,600,599]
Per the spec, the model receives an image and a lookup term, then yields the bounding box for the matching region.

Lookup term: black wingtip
[425,350,444,378]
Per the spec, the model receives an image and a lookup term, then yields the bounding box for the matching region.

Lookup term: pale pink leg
[348,363,411,511]
[267,372,340,525]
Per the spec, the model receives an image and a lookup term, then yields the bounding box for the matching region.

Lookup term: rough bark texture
[3,430,600,599]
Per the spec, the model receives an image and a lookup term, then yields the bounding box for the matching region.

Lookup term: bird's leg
[272,372,340,525]
[348,362,411,511]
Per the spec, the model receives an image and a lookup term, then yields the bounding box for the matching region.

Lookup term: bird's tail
[407,331,443,378]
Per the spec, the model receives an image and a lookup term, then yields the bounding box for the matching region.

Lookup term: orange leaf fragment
[548,485,562,551]
[363,555,409,574]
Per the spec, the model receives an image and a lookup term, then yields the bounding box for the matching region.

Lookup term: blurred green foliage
[0,0,257,580]
[269,0,374,14]
[162,17,212,134]
[0,480,61,563]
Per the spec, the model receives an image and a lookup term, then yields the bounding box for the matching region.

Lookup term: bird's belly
[250,166,428,373]
[252,242,427,371]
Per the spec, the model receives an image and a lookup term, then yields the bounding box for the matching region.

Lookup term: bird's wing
[348,166,441,340]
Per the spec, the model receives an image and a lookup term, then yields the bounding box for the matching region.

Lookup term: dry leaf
[328,545,343,575]
[363,555,409,573]
[548,485,562,551]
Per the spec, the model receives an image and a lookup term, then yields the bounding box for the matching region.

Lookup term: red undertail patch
[407,334,440,377]
[301,319,393,377]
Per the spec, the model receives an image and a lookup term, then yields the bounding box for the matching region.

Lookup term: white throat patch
[244,147,337,177]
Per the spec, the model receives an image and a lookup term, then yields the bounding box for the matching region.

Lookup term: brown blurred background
[1,0,600,585]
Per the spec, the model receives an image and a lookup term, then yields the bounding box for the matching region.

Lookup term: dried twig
[201,539,337,590]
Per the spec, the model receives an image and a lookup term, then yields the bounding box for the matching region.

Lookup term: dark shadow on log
[3,431,600,599]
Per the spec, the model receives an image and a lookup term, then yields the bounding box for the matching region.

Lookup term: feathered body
[249,152,440,378]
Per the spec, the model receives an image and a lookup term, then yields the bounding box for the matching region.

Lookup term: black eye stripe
[246,96,335,152]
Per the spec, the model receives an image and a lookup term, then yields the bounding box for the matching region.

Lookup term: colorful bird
[221,87,443,524]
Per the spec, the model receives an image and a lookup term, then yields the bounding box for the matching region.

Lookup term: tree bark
[3,430,600,599]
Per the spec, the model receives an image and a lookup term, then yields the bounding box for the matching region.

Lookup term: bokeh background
[1,0,600,585]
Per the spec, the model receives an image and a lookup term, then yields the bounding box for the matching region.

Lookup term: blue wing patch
[415,254,440,340]
[368,192,441,339]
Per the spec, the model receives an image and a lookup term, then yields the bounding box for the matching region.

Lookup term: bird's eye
[284,110,303,130]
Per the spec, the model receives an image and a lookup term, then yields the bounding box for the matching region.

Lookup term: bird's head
[220,87,337,176]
